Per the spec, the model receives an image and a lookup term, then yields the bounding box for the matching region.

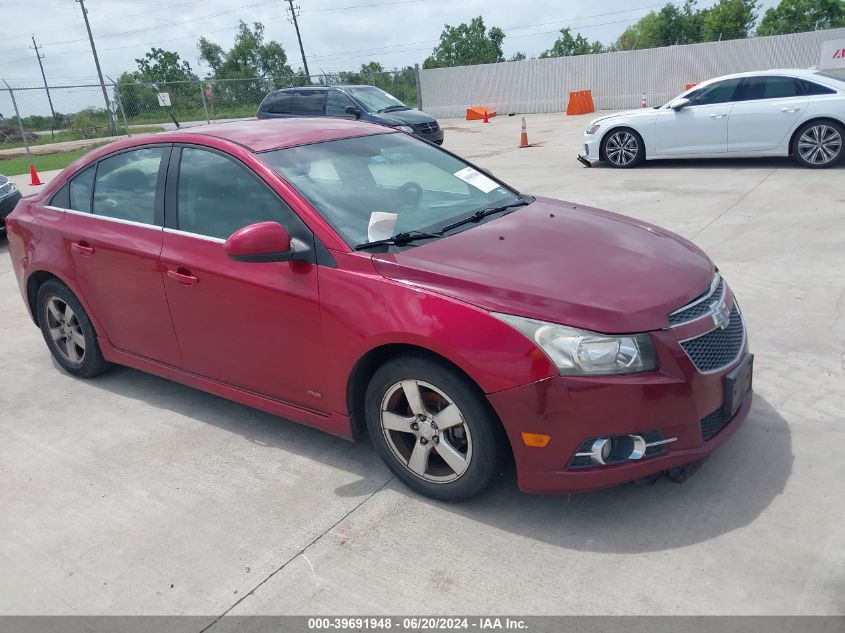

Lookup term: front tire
[36,279,110,378]
[365,355,505,501]
[602,128,645,168]
[793,120,843,168]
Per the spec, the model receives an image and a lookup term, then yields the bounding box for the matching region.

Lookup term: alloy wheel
[44,296,86,365]
[798,124,842,166]
[605,131,639,166]
[379,379,473,483]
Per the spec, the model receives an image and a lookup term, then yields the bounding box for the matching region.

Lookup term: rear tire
[365,355,505,501]
[602,128,645,168]
[793,120,843,168]
[36,279,110,378]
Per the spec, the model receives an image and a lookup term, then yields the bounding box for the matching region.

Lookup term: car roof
[166,117,394,152]
[269,85,381,92]
[695,68,831,86]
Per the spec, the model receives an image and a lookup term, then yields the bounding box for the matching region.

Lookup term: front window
[262,132,522,248]
[686,79,743,106]
[345,86,408,113]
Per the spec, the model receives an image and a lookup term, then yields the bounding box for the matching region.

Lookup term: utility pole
[75,0,115,133]
[30,36,57,139]
[285,0,310,82]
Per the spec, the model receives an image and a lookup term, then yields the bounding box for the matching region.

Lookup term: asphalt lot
[1,112,844,617]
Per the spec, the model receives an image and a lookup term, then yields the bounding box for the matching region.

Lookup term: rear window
[261,91,292,115]
[799,79,835,96]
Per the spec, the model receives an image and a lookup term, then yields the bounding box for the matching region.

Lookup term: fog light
[571,431,673,468]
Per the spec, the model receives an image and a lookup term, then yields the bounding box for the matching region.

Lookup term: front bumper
[487,300,752,494]
[418,129,444,145]
[578,133,602,165]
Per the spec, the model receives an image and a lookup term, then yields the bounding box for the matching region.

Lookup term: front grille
[413,122,440,135]
[668,276,725,326]
[701,408,731,441]
[680,306,744,373]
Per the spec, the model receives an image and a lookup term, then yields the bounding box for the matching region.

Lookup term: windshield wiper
[378,105,410,113]
[355,230,443,251]
[437,196,533,234]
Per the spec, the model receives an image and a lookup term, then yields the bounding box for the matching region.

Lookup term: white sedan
[579,69,845,169]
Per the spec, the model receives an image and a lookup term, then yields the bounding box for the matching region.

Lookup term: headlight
[396,125,414,134]
[492,313,657,376]
[585,124,601,134]
[0,180,17,198]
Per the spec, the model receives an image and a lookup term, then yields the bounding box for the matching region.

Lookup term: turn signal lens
[521,432,551,447]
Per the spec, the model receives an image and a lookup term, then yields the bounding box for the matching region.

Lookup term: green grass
[0,126,165,151]
[0,145,108,176]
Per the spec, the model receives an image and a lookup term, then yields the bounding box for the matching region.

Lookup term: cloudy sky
[1,0,780,85]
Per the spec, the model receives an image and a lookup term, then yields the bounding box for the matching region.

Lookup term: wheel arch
[788,116,845,156]
[25,270,63,326]
[345,343,513,459]
[599,125,647,162]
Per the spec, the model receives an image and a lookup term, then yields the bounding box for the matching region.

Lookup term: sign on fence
[204,83,213,101]
[820,39,845,70]
[157,92,171,107]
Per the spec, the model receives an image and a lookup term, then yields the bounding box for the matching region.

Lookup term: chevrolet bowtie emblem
[712,302,730,330]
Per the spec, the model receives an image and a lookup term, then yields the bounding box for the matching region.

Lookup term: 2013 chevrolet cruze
[5,118,753,500]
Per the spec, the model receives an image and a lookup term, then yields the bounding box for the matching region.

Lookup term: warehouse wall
[419,28,845,118]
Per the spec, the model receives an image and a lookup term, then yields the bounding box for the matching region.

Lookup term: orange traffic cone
[640,92,647,108]
[483,110,489,124]
[519,118,529,148]
[29,163,43,186]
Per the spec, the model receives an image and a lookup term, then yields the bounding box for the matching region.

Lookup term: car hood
[589,108,659,125]
[371,197,714,334]
[373,109,436,126]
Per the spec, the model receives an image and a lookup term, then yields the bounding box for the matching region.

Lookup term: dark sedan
[0,174,22,234]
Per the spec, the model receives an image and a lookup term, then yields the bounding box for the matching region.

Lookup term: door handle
[710,113,727,119]
[71,241,95,256]
[166,268,199,286]
[781,107,799,113]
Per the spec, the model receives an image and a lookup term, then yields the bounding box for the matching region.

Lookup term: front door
[57,145,182,366]
[159,146,325,410]
[654,78,743,156]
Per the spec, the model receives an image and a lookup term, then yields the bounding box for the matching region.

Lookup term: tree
[757,0,845,36]
[115,48,198,118]
[509,51,527,61]
[199,21,293,80]
[615,1,704,49]
[423,17,505,68]
[134,48,198,83]
[701,0,760,40]
[540,27,604,57]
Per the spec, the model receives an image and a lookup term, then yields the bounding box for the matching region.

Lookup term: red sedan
[5,119,752,500]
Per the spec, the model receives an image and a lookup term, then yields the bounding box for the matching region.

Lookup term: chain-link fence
[0,68,421,155]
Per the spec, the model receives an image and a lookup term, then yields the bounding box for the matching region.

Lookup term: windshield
[345,86,408,113]
[262,132,522,248]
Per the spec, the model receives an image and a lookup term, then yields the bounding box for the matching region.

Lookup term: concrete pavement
[1,113,843,616]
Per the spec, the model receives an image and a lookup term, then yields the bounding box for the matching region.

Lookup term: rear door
[52,145,182,365]
[654,78,742,156]
[728,76,809,152]
[159,145,325,409]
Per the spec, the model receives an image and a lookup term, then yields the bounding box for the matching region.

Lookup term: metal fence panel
[418,28,845,118]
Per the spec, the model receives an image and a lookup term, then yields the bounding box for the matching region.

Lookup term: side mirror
[224,221,298,263]
[671,98,691,111]
[344,105,363,118]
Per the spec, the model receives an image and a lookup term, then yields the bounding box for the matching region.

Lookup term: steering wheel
[397,181,423,208]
